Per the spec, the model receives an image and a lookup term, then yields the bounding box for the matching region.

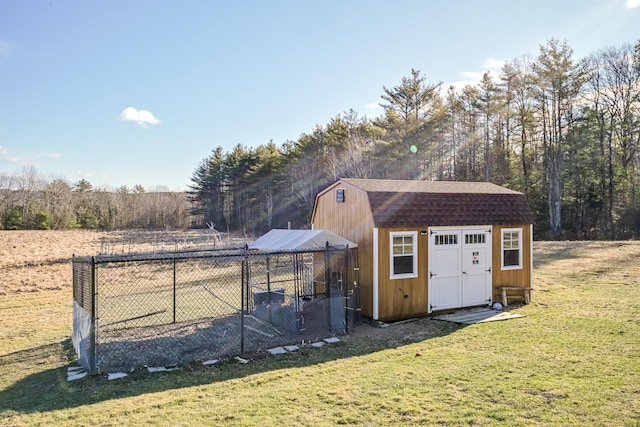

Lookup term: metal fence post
[266,255,272,323]
[72,254,77,303]
[344,245,349,334]
[241,253,246,354]
[90,256,97,375]
[173,256,177,324]
[325,242,331,329]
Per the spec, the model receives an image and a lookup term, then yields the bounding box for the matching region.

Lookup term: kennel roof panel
[248,229,357,251]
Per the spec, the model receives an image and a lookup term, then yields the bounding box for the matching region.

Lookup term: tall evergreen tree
[188,147,227,228]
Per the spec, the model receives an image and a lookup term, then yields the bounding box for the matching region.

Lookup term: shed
[311,178,535,321]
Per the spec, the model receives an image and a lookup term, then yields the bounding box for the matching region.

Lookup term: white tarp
[72,300,94,373]
[249,229,357,251]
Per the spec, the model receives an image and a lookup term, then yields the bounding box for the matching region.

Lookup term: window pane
[465,234,485,244]
[504,249,520,266]
[393,255,414,275]
[503,231,520,250]
[393,236,403,246]
[436,234,458,245]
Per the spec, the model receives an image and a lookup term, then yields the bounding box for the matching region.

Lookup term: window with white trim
[390,231,418,278]
[502,228,523,269]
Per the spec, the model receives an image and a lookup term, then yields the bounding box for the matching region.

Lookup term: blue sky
[1,0,639,191]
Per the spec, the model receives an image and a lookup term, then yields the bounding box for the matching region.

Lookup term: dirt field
[0,229,240,295]
[0,230,105,294]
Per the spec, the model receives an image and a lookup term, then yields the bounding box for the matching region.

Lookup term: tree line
[189,38,640,240]
[0,167,191,230]
[3,38,637,239]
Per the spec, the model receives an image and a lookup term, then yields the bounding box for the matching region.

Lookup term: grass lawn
[1,239,639,426]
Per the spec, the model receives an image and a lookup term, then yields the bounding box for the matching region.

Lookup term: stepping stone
[372,321,389,328]
[284,345,299,352]
[108,372,128,380]
[311,341,325,348]
[202,359,219,366]
[323,337,340,344]
[147,366,179,373]
[67,371,87,382]
[267,346,287,355]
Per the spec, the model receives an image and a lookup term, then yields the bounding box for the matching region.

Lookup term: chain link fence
[72,245,359,374]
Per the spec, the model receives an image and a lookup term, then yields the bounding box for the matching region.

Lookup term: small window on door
[390,231,418,279]
[435,234,458,245]
[502,228,522,270]
[465,233,486,244]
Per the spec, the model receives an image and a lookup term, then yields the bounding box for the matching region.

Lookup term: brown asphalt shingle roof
[341,179,534,227]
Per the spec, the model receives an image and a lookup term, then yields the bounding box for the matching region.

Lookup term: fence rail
[72,245,359,374]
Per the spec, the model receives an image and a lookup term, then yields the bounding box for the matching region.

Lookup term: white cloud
[447,56,506,92]
[76,170,109,180]
[0,39,15,61]
[118,107,161,128]
[0,146,22,164]
[461,71,483,81]
[627,0,640,8]
[6,156,24,164]
[364,102,383,119]
[482,57,506,71]
[0,146,63,165]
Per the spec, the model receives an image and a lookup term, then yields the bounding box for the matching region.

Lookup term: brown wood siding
[311,180,534,319]
[311,183,376,317]
[376,227,430,321]
[491,224,533,300]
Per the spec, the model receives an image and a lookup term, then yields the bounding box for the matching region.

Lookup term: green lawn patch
[1,241,639,426]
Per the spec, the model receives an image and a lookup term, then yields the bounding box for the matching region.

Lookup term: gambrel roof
[337,178,534,227]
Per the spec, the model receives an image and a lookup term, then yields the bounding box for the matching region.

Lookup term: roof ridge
[339,178,522,195]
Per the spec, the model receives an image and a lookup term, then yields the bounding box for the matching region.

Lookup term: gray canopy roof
[249,229,357,251]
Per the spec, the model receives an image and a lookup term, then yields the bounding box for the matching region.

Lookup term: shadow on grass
[532,241,584,268]
[0,319,465,415]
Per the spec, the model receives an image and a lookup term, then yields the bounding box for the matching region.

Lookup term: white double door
[428,227,492,312]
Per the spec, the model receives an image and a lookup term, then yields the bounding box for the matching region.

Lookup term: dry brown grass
[0,229,244,295]
[0,230,107,294]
